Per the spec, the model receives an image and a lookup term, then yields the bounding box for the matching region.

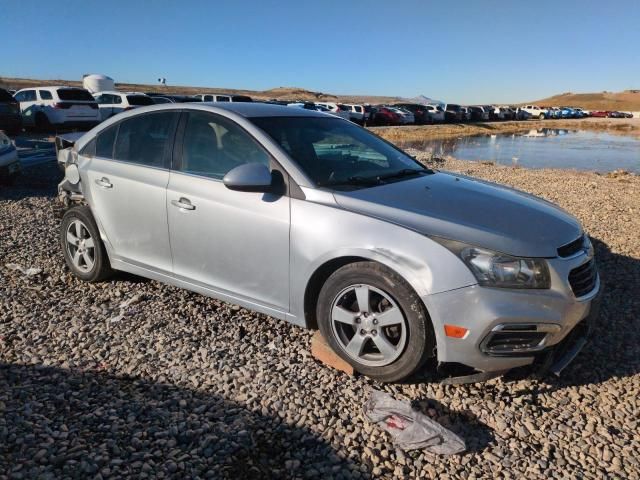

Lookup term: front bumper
[0,148,20,177]
[423,261,600,375]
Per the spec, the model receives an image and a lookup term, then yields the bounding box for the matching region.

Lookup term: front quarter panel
[290,197,477,326]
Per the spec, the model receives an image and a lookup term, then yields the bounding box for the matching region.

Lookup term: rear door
[167,110,290,312]
[85,111,179,272]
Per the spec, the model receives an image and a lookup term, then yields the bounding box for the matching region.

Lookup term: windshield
[252,116,430,190]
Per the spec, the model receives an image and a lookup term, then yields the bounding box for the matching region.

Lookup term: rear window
[126,95,155,106]
[354,106,362,112]
[57,89,95,101]
[447,104,461,111]
[0,89,15,102]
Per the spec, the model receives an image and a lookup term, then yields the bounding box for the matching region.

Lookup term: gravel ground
[1,158,639,479]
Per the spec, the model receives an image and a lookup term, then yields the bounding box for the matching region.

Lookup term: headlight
[434,239,551,289]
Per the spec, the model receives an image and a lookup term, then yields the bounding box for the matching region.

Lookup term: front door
[167,110,290,312]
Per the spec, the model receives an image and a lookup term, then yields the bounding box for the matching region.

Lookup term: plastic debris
[5,263,42,277]
[109,294,143,323]
[364,389,466,454]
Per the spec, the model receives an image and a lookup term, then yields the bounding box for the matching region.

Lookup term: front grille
[484,332,546,354]
[568,259,598,297]
[558,235,584,257]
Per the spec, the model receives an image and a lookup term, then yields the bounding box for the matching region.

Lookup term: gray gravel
[1,158,639,479]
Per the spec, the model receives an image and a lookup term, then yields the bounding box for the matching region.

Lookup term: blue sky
[2,0,639,103]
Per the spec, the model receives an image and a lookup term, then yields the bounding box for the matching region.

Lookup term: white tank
[82,74,115,93]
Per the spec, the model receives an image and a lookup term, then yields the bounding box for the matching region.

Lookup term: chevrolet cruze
[56,103,600,382]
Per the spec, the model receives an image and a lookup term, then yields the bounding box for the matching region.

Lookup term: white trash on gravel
[364,389,466,454]
[109,294,144,323]
[5,263,42,277]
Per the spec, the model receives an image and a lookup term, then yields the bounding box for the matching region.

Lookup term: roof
[198,102,328,118]
[93,91,147,96]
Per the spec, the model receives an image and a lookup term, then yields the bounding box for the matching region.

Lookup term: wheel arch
[302,254,432,331]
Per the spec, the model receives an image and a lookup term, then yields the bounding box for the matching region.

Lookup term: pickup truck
[521,105,549,119]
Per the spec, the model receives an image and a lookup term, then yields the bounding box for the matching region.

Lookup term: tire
[35,112,53,133]
[60,206,113,282]
[317,261,434,382]
[538,113,545,120]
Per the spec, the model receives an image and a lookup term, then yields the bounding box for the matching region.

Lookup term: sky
[2,0,639,104]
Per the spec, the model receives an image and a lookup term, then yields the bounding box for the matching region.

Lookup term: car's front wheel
[60,206,113,282]
[317,262,434,382]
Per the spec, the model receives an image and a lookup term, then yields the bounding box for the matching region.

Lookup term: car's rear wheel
[60,206,113,282]
[538,113,545,120]
[317,262,434,382]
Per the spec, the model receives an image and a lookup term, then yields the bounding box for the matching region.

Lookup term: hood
[333,172,582,257]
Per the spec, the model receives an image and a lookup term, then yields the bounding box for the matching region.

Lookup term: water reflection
[399,129,640,173]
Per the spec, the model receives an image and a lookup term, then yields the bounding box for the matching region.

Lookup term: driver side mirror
[223,163,274,193]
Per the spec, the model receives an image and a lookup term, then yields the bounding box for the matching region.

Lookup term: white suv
[314,102,351,120]
[93,91,155,121]
[13,87,100,131]
[342,104,365,124]
[522,105,549,120]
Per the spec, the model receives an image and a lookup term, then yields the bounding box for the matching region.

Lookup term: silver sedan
[56,103,600,382]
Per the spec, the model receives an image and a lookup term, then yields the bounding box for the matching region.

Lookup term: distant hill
[527,90,640,111]
[0,76,402,105]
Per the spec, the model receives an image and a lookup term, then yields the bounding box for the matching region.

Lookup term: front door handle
[95,177,113,188]
[171,197,196,211]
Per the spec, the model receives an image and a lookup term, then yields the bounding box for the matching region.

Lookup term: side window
[21,90,37,101]
[113,95,122,105]
[14,92,25,102]
[114,112,178,167]
[216,96,230,102]
[95,94,110,104]
[96,124,118,159]
[204,95,214,101]
[39,90,53,100]
[180,111,271,180]
[80,138,96,157]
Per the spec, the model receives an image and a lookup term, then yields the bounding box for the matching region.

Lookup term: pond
[398,129,640,173]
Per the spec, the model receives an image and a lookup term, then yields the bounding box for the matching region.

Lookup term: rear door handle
[95,177,113,188]
[171,197,195,211]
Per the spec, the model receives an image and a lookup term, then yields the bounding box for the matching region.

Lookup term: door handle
[95,177,113,188]
[171,197,195,210]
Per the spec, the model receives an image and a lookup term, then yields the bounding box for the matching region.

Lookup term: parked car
[342,104,365,124]
[393,103,431,124]
[55,102,600,383]
[368,107,402,126]
[145,93,202,103]
[424,105,445,123]
[93,91,155,121]
[0,130,20,182]
[287,102,317,110]
[468,106,488,121]
[513,107,532,120]
[0,88,22,135]
[589,110,610,118]
[196,94,253,102]
[443,104,463,122]
[521,105,549,120]
[13,87,100,131]
[315,102,351,120]
[460,107,471,121]
[492,107,505,121]
[386,107,415,125]
[608,111,626,118]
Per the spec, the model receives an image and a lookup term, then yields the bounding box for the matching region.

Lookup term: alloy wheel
[65,219,96,273]
[330,284,408,367]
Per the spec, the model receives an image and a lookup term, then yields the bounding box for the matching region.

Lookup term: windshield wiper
[318,175,383,187]
[375,168,433,181]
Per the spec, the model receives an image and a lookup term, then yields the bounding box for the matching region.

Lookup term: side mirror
[223,163,274,192]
